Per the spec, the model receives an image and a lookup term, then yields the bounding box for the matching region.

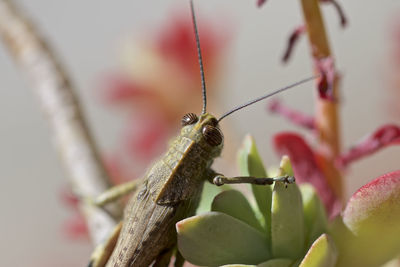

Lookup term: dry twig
[0,0,122,245]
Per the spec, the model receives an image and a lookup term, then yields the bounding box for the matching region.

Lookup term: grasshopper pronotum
[88,1,315,266]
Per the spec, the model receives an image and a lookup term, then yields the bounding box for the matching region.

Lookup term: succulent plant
[176,136,400,267]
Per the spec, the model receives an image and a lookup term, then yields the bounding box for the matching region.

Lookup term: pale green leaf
[257,258,293,267]
[177,212,271,266]
[238,135,272,235]
[279,156,294,176]
[220,265,255,267]
[299,234,337,267]
[300,183,328,246]
[212,190,264,233]
[196,181,229,214]
[332,171,400,267]
[271,157,304,259]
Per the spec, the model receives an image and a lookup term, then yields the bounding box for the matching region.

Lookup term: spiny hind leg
[173,249,185,267]
[152,247,185,267]
[88,221,123,267]
[152,246,174,267]
[90,179,142,207]
[213,175,295,186]
[206,169,295,187]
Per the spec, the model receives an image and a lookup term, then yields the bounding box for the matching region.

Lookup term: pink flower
[100,10,230,183]
[60,188,89,240]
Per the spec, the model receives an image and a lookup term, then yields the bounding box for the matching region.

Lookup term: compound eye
[202,125,223,146]
[181,113,198,126]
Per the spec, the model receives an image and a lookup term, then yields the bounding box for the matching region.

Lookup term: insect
[88,1,315,266]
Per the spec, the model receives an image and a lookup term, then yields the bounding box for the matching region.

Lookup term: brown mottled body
[105,114,222,267]
[106,186,200,267]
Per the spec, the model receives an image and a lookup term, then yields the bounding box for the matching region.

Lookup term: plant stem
[300,0,344,201]
[0,0,122,245]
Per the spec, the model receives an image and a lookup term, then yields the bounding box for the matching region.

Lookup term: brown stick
[0,0,122,245]
[300,0,344,200]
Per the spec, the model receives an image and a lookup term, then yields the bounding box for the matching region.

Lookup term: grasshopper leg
[88,221,123,267]
[174,249,185,267]
[153,246,174,267]
[212,174,295,186]
[90,179,142,207]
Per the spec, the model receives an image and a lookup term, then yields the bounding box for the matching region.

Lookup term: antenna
[218,76,317,122]
[190,0,207,115]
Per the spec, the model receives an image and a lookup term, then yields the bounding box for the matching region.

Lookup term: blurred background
[1,0,400,266]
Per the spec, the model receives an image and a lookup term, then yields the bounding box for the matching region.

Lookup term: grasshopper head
[180,112,223,157]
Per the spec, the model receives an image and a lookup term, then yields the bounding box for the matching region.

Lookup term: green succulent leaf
[177,212,271,266]
[279,156,294,176]
[257,258,294,267]
[331,170,400,267]
[221,259,293,267]
[238,135,272,233]
[196,180,229,214]
[271,156,305,259]
[211,190,264,233]
[299,234,337,267]
[300,183,328,247]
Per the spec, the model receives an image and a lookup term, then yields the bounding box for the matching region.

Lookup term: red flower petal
[62,214,89,240]
[257,0,268,7]
[282,25,306,63]
[337,124,400,168]
[124,115,170,162]
[273,132,340,216]
[268,99,315,130]
[156,14,226,85]
[59,187,90,240]
[103,155,133,185]
[101,75,154,105]
[60,187,80,209]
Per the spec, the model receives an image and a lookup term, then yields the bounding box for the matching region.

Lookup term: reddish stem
[300,0,343,201]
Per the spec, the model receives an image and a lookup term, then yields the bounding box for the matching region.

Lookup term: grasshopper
[88,1,315,266]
